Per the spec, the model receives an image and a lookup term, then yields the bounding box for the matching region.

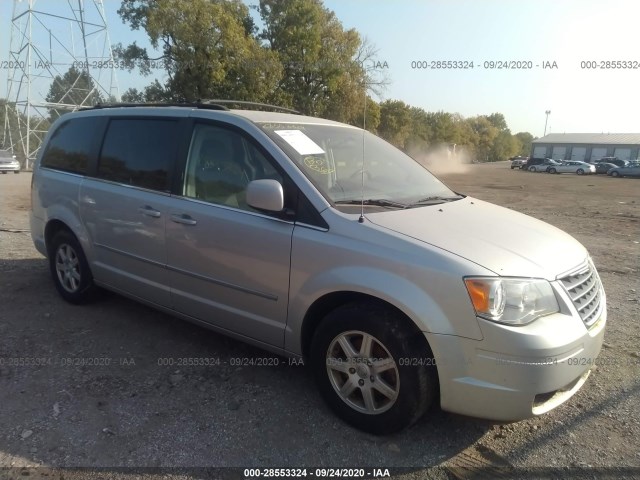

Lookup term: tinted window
[98,119,177,191]
[183,123,283,211]
[41,117,101,173]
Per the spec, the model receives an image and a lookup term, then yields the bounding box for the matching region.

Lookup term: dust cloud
[409,145,472,175]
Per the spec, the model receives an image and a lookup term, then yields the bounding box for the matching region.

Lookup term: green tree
[121,79,170,102]
[45,66,104,121]
[352,97,381,133]
[422,111,458,145]
[486,112,508,132]
[404,107,432,152]
[116,0,283,102]
[489,129,520,161]
[467,116,499,162]
[377,100,412,148]
[257,0,372,121]
[514,131,535,156]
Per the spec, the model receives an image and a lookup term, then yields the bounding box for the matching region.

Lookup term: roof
[230,109,355,127]
[532,133,640,145]
[74,102,354,128]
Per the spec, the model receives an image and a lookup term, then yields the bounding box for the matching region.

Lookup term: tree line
[1,0,535,161]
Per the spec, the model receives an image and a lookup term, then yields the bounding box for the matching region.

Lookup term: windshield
[258,122,459,210]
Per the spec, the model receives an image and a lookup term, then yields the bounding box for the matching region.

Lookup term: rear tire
[49,230,97,304]
[310,302,437,434]
[611,171,620,177]
[577,169,584,175]
[528,166,536,172]
[549,168,556,174]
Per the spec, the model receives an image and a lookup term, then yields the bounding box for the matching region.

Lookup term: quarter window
[41,117,101,174]
[98,119,177,191]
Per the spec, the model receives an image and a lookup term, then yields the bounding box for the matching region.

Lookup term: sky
[1,0,638,136]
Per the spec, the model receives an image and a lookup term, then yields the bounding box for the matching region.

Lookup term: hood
[366,197,587,280]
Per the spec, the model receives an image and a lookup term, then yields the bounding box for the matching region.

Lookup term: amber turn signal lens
[464,278,490,312]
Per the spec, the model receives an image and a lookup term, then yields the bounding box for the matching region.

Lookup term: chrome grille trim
[559,260,604,327]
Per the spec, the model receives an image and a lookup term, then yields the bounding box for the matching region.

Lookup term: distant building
[531,133,640,162]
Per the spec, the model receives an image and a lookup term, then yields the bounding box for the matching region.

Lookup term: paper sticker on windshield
[275,130,325,155]
[304,156,334,174]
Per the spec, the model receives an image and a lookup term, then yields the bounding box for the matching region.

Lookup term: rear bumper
[30,213,47,258]
[427,301,606,421]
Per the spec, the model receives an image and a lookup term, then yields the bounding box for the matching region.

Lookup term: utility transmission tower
[3,0,120,168]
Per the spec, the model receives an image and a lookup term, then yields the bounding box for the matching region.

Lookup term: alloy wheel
[55,244,81,293]
[325,330,400,415]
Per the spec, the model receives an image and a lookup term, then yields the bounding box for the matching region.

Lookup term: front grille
[559,260,604,327]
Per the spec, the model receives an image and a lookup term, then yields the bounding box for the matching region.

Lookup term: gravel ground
[0,165,639,479]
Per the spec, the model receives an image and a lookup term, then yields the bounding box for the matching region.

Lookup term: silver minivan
[31,103,606,434]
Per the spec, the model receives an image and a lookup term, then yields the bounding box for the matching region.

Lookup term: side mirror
[246,179,284,213]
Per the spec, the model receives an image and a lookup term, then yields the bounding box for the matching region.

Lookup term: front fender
[285,264,483,355]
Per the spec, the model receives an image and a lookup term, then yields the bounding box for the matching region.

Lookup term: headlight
[463,277,559,325]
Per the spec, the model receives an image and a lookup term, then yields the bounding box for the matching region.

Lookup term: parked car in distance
[510,156,528,169]
[528,159,561,172]
[594,162,617,175]
[594,157,628,168]
[0,150,21,174]
[30,102,607,434]
[524,157,553,170]
[547,161,595,175]
[607,164,640,177]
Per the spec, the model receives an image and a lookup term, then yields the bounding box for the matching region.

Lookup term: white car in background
[547,161,595,175]
[528,159,561,172]
[0,150,21,174]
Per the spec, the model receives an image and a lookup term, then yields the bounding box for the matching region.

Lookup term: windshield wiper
[334,199,409,209]
[410,195,463,206]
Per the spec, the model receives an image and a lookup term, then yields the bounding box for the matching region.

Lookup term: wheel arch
[41,204,93,261]
[44,219,77,255]
[300,291,428,362]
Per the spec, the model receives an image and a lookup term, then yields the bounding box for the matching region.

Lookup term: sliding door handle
[171,213,197,226]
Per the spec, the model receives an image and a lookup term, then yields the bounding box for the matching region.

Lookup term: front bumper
[427,297,606,421]
[0,164,20,172]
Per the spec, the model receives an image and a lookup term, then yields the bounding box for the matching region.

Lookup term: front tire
[549,167,557,174]
[310,302,437,434]
[528,166,536,172]
[577,169,584,175]
[611,171,620,177]
[49,230,97,304]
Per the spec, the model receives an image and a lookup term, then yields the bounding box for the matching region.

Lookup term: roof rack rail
[80,102,229,111]
[200,99,300,114]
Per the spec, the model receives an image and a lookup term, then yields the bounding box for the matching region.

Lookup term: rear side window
[41,117,101,174]
[97,118,177,191]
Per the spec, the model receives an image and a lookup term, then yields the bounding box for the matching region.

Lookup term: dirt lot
[0,164,639,479]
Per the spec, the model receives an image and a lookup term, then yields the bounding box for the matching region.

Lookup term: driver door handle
[138,206,161,218]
